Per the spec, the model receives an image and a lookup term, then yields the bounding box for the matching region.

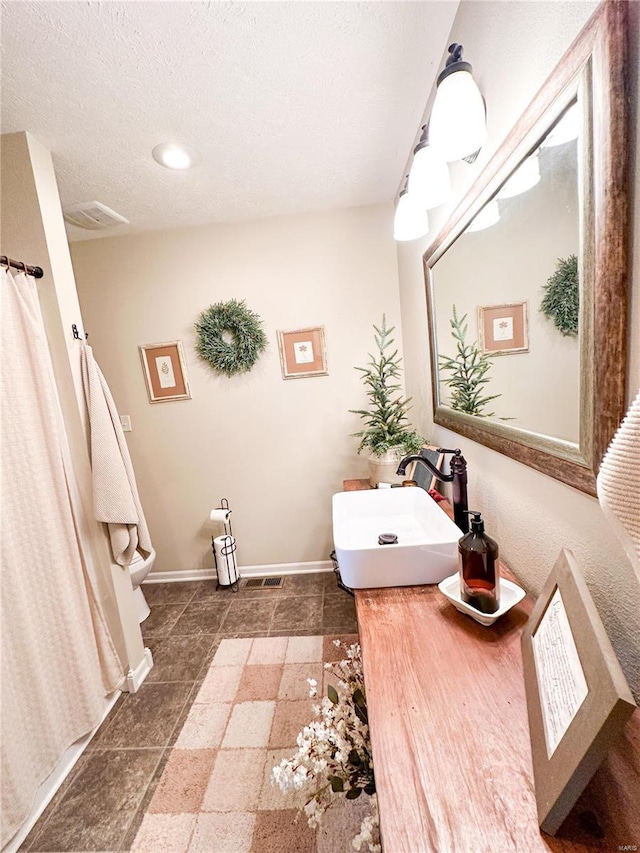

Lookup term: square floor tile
[201,749,267,812]
[143,582,202,606]
[170,601,230,636]
[278,663,323,701]
[221,701,276,748]
[212,637,253,667]
[130,812,197,852]
[285,636,323,664]
[269,699,315,749]
[174,702,231,749]
[322,594,358,633]
[94,682,192,749]
[221,600,276,633]
[148,749,217,814]
[236,664,284,702]
[250,808,317,853]
[316,794,372,853]
[271,596,323,633]
[281,573,326,597]
[188,812,255,853]
[248,637,288,665]
[195,665,243,703]
[25,749,162,851]
[142,604,188,639]
[147,634,217,683]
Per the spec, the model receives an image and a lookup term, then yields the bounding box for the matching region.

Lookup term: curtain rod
[1,254,44,279]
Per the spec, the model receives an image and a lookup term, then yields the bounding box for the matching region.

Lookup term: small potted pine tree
[350,315,425,486]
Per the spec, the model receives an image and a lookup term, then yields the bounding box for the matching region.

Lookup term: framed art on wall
[139,340,191,403]
[277,326,328,379]
[478,301,529,355]
[521,549,635,835]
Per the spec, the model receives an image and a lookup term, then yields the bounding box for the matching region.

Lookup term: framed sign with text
[521,549,635,835]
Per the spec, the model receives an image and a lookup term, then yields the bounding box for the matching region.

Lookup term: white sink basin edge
[332,487,462,589]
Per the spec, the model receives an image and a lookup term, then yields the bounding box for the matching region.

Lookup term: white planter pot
[367,448,405,487]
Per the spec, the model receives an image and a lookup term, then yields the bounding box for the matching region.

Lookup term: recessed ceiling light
[152,143,194,170]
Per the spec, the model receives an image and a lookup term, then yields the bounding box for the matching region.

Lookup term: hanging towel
[80,342,152,565]
[597,388,640,582]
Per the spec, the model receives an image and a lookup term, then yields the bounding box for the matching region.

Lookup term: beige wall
[397,1,640,696]
[71,204,401,574]
[0,131,145,675]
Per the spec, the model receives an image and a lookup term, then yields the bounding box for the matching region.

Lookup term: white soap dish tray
[438,573,526,626]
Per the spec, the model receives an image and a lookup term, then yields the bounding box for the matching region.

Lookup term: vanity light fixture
[497,152,541,200]
[542,102,580,147]
[429,43,487,163]
[152,142,194,170]
[408,125,452,210]
[394,177,429,242]
[466,199,500,233]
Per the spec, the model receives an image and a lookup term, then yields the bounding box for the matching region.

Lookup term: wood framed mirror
[423,1,629,496]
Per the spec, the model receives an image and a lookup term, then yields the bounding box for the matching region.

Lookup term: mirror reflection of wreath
[540,254,579,337]
[195,299,267,376]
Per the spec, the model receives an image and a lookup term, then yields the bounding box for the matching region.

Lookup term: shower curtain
[0,267,123,846]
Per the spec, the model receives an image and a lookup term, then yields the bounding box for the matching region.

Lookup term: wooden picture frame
[478,302,529,355]
[521,549,635,835]
[277,326,328,379]
[139,340,191,403]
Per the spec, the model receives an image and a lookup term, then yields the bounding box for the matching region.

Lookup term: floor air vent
[241,577,284,589]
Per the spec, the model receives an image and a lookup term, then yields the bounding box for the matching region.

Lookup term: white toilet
[128,548,157,622]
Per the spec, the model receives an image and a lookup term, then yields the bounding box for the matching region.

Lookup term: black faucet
[396,448,469,533]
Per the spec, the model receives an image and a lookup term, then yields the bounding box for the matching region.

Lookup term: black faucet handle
[437,447,462,456]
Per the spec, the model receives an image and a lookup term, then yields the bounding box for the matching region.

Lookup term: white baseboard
[3,690,121,853]
[144,560,334,584]
[123,647,153,693]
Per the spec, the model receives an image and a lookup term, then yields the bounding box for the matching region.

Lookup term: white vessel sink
[332,487,462,589]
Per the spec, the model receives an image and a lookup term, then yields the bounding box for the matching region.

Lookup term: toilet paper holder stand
[211,497,240,592]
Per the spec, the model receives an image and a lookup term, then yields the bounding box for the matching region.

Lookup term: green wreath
[540,254,579,337]
[195,299,267,376]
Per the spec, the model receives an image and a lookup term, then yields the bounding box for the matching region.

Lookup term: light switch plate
[120,415,132,432]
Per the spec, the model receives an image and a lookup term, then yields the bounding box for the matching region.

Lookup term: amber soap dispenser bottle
[458,511,500,614]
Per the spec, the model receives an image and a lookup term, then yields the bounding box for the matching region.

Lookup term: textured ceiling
[1,1,458,241]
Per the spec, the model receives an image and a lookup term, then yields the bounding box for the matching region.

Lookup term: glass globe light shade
[429,70,487,162]
[408,145,452,210]
[393,191,429,242]
[466,199,500,233]
[497,153,541,200]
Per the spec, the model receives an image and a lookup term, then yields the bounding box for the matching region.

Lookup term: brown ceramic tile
[323,571,342,593]
[219,599,276,634]
[250,808,317,853]
[147,634,218,683]
[271,596,323,633]
[143,581,202,606]
[119,747,174,851]
[19,753,91,850]
[148,748,217,814]
[322,593,358,633]
[94,682,192,749]
[236,664,284,702]
[25,749,162,852]
[281,573,326,597]
[192,579,234,599]
[169,601,230,636]
[142,603,188,638]
[84,694,129,750]
[268,627,324,638]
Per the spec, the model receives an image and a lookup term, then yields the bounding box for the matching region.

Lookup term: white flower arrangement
[270,640,380,853]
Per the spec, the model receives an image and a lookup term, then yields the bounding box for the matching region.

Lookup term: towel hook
[72,324,88,341]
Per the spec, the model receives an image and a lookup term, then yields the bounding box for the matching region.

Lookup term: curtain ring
[20,260,28,274]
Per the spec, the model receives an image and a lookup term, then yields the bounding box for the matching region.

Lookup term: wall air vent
[63,201,129,230]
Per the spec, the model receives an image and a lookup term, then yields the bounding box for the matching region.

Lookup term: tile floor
[21,573,357,853]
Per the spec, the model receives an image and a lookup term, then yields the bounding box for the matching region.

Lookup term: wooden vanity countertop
[344,481,640,851]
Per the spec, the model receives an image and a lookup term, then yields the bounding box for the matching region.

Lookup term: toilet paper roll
[213,535,239,586]
[210,508,232,524]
